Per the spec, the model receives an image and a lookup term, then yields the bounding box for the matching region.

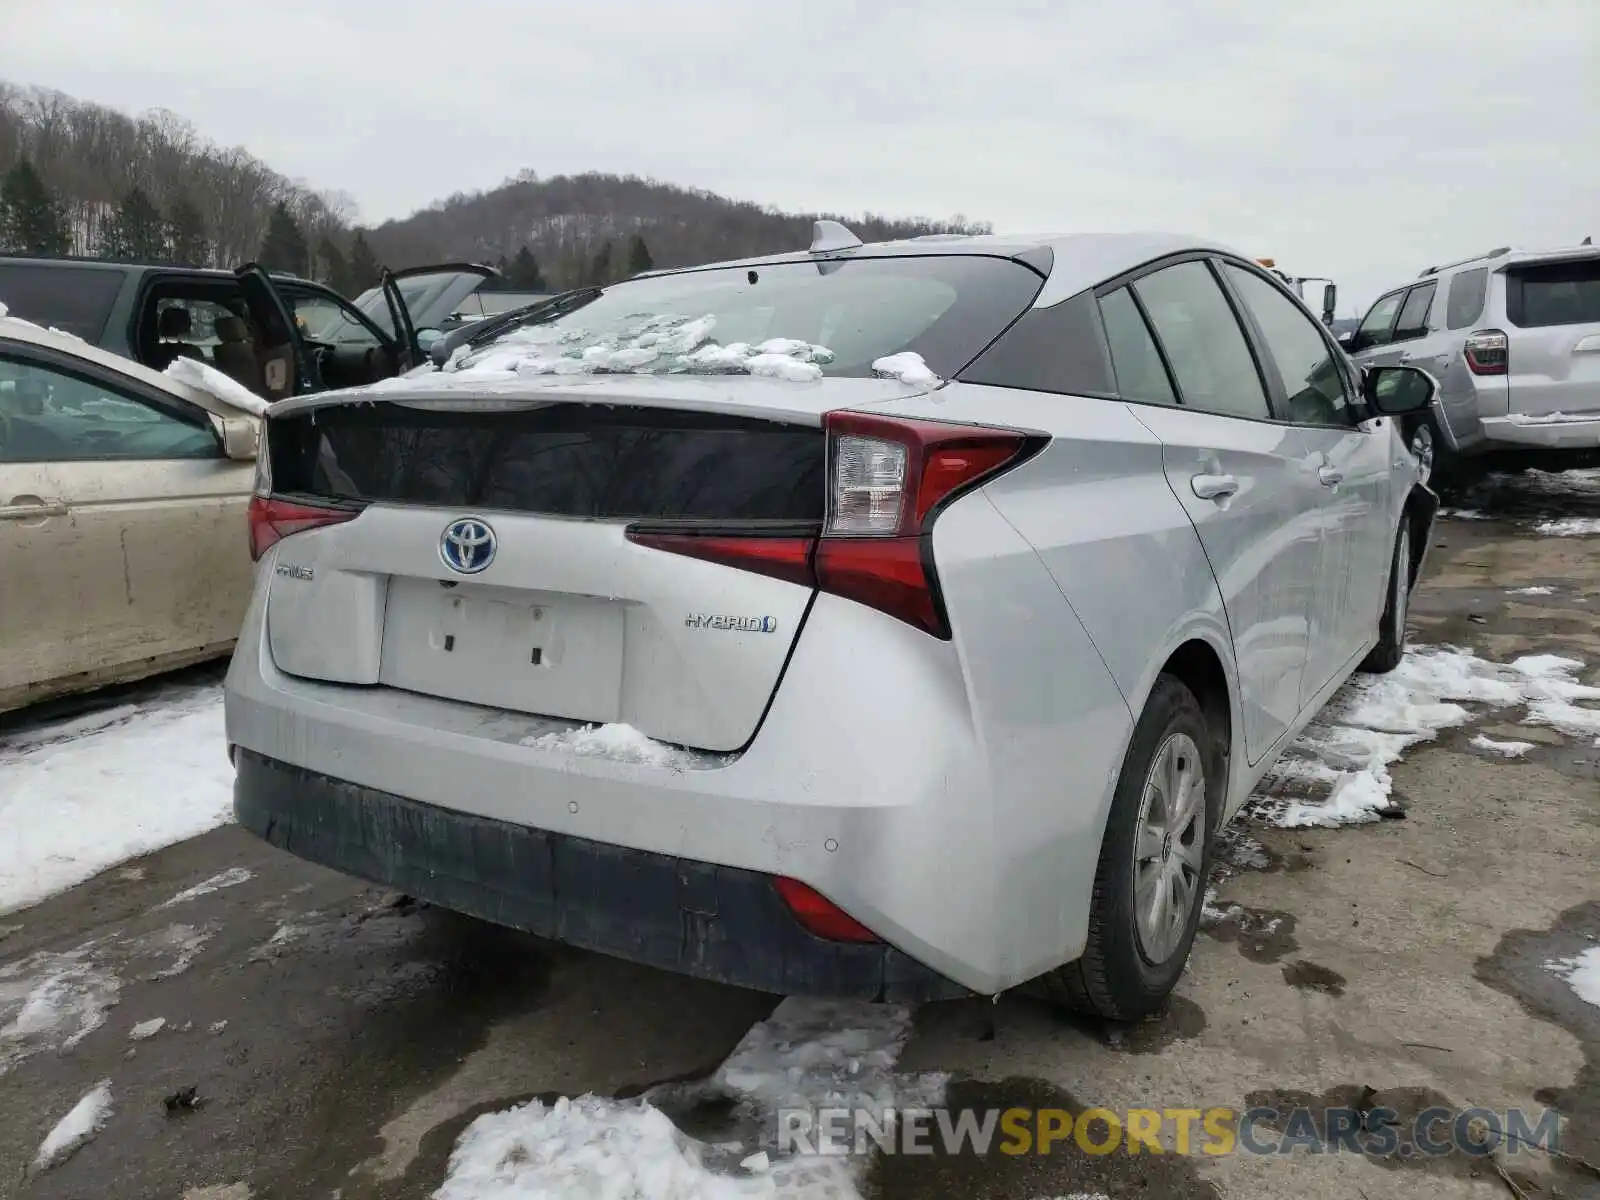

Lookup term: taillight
[773,877,881,943]
[815,412,1034,638]
[1465,329,1508,376]
[248,495,358,561]
[625,414,1036,639]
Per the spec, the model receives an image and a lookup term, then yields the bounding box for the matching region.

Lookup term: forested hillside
[0,83,989,297]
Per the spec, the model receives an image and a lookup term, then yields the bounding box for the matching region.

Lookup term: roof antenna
[810,220,862,254]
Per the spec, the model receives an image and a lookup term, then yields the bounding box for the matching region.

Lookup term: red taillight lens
[248,495,359,561]
[624,415,1037,639]
[816,412,1034,638]
[622,531,816,588]
[773,877,881,943]
[1465,329,1509,376]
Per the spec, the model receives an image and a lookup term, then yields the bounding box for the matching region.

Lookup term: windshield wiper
[430,287,604,367]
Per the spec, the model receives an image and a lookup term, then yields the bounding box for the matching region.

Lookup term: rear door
[0,340,253,701]
[1503,254,1600,417]
[1111,259,1320,763]
[1218,261,1393,700]
[234,264,314,400]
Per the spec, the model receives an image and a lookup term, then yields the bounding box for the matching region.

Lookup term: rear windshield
[0,262,124,341]
[450,255,1044,380]
[1505,259,1600,328]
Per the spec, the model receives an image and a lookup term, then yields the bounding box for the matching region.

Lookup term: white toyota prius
[225,227,1439,1018]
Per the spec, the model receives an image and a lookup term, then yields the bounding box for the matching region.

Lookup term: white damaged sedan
[226,227,1439,1016]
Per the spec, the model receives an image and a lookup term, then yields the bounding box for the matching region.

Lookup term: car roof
[0,254,320,287]
[637,230,1244,308]
[0,313,246,418]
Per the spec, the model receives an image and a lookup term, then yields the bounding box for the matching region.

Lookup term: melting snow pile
[435,999,943,1200]
[157,867,253,910]
[870,352,939,388]
[1250,647,1600,828]
[164,356,270,416]
[1507,586,1554,596]
[1468,734,1536,758]
[128,1017,166,1041]
[1536,518,1600,537]
[395,315,838,386]
[520,722,712,771]
[0,683,234,913]
[1546,947,1600,1009]
[32,1080,112,1172]
[0,948,121,1076]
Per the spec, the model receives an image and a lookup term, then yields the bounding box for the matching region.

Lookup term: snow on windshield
[450,313,837,383]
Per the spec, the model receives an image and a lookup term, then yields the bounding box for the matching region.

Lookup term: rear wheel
[1041,675,1219,1020]
[1360,522,1411,674]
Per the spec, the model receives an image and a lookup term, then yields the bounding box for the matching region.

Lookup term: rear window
[1505,259,1600,328]
[0,263,124,341]
[450,256,1044,380]
[1445,267,1488,329]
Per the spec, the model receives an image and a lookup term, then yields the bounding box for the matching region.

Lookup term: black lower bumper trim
[233,749,969,1002]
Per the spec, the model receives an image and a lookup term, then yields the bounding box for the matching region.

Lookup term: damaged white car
[0,312,263,712]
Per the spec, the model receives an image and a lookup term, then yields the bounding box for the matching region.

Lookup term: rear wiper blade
[431,287,603,366]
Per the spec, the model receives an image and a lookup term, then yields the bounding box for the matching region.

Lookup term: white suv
[1343,243,1600,484]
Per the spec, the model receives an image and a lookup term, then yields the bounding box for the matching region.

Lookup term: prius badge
[440,517,497,574]
[686,613,778,633]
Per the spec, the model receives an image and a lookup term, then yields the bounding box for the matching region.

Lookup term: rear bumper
[1480,414,1600,449]
[234,748,968,1001]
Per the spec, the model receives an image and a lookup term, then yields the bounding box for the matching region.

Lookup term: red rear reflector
[624,531,816,589]
[249,495,359,561]
[773,877,881,943]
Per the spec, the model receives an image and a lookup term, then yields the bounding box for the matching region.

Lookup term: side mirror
[220,416,260,461]
[1361,364,1437,416]
[1320,283,1337,326]
[416,328,443,354]
[1336,330,1356,350]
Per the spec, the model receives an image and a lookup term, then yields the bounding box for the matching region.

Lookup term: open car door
[352,262,500,363]
[234,263,315,402]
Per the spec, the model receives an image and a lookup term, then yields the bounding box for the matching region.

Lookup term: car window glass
[0,263,124,341]
[1098,287,1175,405]
[1132,261,1271,420]
[0,356,218,464]
[1445,268,1489,330]
[153,298,241,357]
[1505,259,1600,328]
[1394,283,1437,341]
[1223,265,1351,426]
[290,293,382,347]
[1354,292,1403,349]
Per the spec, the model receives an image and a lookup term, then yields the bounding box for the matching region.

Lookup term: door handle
[1190,473,1239,500]
[0,500,68,521]
[1317,466,1344,487]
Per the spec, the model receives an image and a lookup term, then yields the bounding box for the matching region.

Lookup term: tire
[1405,415,1445,487]
[1360,522,1411,674]
[1040,675,1221,1021]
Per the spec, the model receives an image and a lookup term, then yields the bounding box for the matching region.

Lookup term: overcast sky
[4,0,1595,313]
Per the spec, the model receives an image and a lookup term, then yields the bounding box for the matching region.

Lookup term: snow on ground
[128,1017,165,1041]
[1535,517,1600,537]
[1507,586,1554,596]
[164,357,270,416]
[1546,947,1600,1009]
[0,947,120,1075]
[1249,646,1600,828]
[435,999,943,1200]
[33,1079,112,1172]
[1438,508,1488,520]
[1469,734,1536,758]
[870,352,939,387]
[0,683,233,914]
[157,867,253,910]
